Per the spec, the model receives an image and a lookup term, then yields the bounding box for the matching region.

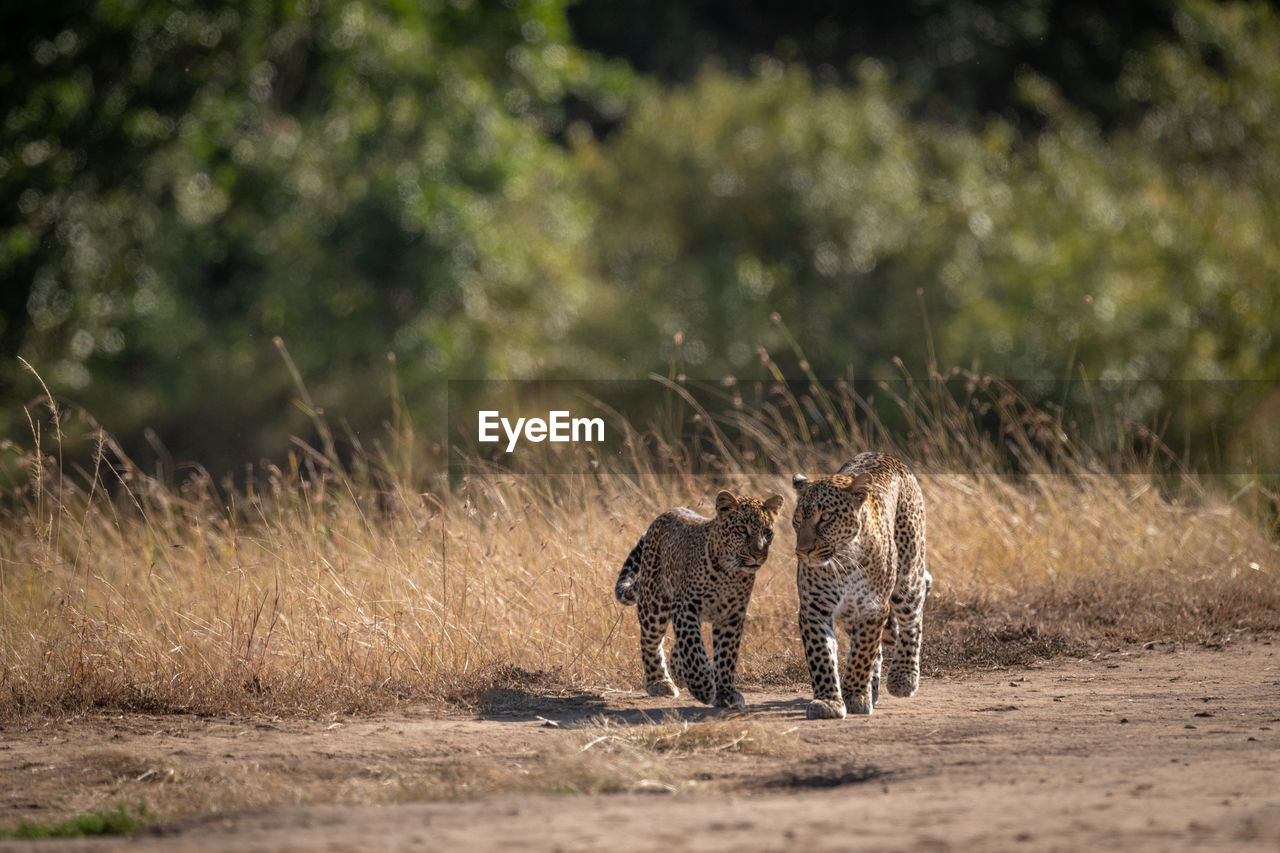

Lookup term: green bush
[3,0,628,468]
[575,1,1280,467]
[3,0,1276,475]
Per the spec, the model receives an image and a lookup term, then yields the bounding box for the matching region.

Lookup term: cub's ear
[841,472,872,498]
[715,490,738,517]
[764,494,784,518]
[791,474,810,491]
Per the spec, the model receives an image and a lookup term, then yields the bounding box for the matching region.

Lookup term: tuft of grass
[578,712,793,756]
[535,713,797,796]
[536,747,681,796]
[0,801,150,840]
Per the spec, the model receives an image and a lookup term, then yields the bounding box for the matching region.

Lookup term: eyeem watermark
[449,378,1277,475]
[478,410,605,452]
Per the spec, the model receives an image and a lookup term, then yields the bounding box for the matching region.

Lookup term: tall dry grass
[1,362,1277,719]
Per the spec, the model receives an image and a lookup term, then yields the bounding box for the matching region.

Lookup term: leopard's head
[711,490,784,573]
[790,472,871,566]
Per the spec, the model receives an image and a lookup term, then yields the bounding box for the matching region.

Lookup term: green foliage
[2,0,1277,474]
[946,0,1280,384]
[576,61,936,376]
[575,1,1280,463]
[0,800,149,839]
[3,0,629,467]
[930,0,1280,451]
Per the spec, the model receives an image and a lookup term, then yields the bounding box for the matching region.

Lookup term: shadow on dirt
[476,691,813,726]
[759,762,884,789]
[458,666,817,724]
[473,688,613,720]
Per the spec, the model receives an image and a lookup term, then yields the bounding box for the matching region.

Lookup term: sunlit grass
[1,365,1277,720]
[579,712,793,755]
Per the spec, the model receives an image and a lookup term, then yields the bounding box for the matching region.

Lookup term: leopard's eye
[763,530,773,542]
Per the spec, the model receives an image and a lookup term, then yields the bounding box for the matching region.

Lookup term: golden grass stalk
[579,712,793,755]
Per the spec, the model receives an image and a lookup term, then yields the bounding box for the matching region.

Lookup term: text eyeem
[478,410,605,452]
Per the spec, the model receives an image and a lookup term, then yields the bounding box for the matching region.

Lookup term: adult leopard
[791,451,931,719]
[615,490,784,708]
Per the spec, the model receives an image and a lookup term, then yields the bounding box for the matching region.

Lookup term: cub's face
[790,473,870,566]
[715,490,784,573]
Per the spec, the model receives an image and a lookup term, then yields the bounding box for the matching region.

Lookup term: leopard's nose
[794,546,812,558]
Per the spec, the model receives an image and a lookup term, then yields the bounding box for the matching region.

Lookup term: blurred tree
[3,0,629,470]
[574,1,1280,465]
[930,0,1280,458]
[2,0,1277,479]
[574,63,937,380]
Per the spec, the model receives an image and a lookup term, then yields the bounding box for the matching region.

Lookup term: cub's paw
[887,668,918,698]
[646,679,679,698]
[714,689,746,710]
[805,698,847,720]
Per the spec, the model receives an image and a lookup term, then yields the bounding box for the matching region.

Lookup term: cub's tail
[615,539,645,606]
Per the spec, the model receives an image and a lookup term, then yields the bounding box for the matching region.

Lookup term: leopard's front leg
[798,566,844,719]
[711,612,746,709]
[886,567,929,698]
[841,608,889,715]
[870,644,883,709]
[671,601,716,705]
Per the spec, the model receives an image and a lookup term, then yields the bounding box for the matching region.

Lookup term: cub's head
[790,472,871,566]
[712,490,785,573]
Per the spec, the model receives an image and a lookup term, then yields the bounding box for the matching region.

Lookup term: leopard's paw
[847,691,874,715]
[805,698,847,720]
[887,668,918,698]
[714,689,746,710]
[646,679,679,698]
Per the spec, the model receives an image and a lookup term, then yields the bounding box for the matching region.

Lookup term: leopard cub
[615,490,783,708]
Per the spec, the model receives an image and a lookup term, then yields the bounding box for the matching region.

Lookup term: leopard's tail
[615,539,645,606]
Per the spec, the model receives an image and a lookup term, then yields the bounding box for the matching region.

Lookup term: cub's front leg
[711,612,746,709]
[636,595,678,697]
[671,602,716,705]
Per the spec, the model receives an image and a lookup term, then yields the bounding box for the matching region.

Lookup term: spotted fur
[615,490,784,708]
[791,451,931,719]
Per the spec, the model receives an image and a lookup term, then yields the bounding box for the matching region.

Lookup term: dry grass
[1,364,1277,720]
[16,740,678,821]
[578,712,793,756]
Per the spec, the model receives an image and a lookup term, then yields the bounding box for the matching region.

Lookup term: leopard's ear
[715,490,738,517]
[840,472,872,499]
[763,494,784,518]
[791,474,810,492]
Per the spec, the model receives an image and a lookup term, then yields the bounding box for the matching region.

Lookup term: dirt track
[2,636,1278,852]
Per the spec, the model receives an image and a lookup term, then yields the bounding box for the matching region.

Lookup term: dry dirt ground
[2,636,1278,852]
